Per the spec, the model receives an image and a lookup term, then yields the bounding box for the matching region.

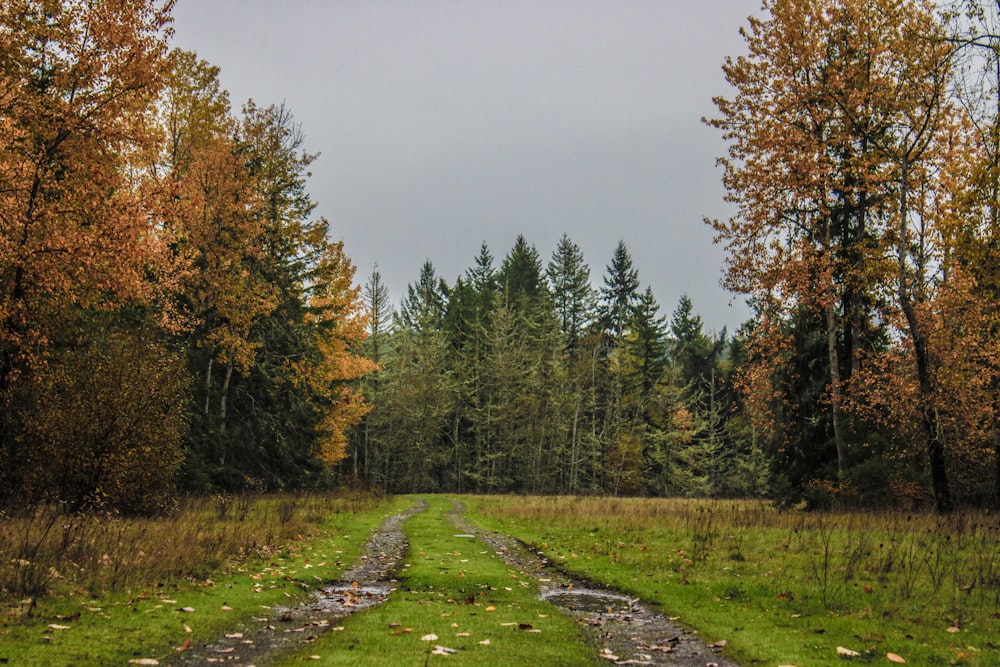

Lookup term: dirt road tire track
[448,499,741,667]
[168,498,427,666]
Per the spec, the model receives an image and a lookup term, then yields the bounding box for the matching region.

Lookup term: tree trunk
[826,300,846,482]
[898,157,952,513]
[219,360,233,424]
[203,356,214,416]
[822,220,846,482]
[992,377,1000,509]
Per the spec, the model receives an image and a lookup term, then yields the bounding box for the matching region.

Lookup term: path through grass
[282,495,597,666]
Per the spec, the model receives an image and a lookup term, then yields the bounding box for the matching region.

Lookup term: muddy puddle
[541,586,634,614]
[297,582,394,615]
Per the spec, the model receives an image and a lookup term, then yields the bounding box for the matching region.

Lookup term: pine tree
[598,240,640,343]
[547,233,596,352]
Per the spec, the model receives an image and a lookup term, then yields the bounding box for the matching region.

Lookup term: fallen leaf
[225,633,243,639]
[887,654,906,664]
[947,626,961,633]
[479,639,491,645]
[47,624,70,631]
[421,633,439,641]
[390,628,413,635]
[176,638,191,652]
[485,605,497,612]
[456,632,471,637]
[127,661,160,666]
[179,607,196,613]
[836,646,860,658]
[183,624,192,633]
[432,645,457,655]
[220,605,233,611]
[710,640,727,648]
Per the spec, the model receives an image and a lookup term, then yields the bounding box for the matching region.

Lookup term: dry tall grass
[0,492,384,601]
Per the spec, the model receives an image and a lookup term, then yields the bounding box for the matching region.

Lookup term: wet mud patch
[169,498,426,666]
[541,587,633,614]
[449,499,740,667]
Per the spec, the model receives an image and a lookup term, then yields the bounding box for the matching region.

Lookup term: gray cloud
[170,0,758,331]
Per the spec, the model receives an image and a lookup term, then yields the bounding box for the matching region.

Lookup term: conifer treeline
[349,236,768,497]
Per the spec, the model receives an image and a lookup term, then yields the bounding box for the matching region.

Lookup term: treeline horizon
[348,235,767,500]
[5,0,1000,514]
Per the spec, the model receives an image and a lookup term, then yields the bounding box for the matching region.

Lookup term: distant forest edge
[3,0,1000,514]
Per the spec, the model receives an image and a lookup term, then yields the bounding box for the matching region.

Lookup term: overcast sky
[170,0,759,333]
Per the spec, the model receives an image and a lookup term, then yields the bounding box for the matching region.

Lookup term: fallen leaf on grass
[836,646,860,658]
[485,605,497,612]
[886,654,906,664]
[432,645,457,655]
[710,640,727,648]
[390,628,413,636]
[456,632,470,637]
[225,633,243,639]
[220,605,233,611]
[176,637,191,652]
[478,639,490,645]
[179,607,196,613]
[947,626,961,633]
[421,633,439,641]
[47,624,69,631]
[127,660,160,666]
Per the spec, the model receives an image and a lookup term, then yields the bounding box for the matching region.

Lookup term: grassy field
[466,495,1000,666]
[0,493,407,665]
[4,493,1000,666]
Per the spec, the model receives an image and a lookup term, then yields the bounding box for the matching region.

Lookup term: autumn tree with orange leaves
[0,0,186,512]
[0,2,376,510]
[708,0,973,510]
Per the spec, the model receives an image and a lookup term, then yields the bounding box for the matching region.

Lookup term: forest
[3,0,1000,514]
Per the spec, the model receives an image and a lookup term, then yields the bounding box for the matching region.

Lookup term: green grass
[465,495,1000,667]
[0,493,408,666]
[8,493,1000,666]
[281,495,598,666]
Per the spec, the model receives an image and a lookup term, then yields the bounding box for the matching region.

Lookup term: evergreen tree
[398,260,449,331]
[547,233,596,351]
[598,240,641,342]
[498,235,547,312]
